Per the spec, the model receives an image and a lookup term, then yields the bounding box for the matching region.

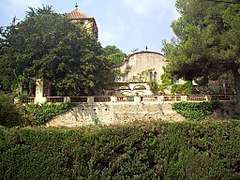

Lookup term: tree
[162,0,240,103]
[103,45,127,67]
[0,6,114,95]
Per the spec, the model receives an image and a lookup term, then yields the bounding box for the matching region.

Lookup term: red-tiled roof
[68,9,89,19]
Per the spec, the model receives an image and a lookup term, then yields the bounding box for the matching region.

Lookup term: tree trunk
[232,68,240,105]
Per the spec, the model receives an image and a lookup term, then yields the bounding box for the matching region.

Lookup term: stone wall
[47,102,185,127]
[118,51,168,83]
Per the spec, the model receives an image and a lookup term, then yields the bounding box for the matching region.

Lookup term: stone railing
[21,94,235,104]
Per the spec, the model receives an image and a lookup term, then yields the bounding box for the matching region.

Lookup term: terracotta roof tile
[68,9,89,19]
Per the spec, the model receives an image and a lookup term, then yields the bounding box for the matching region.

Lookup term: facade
[117,51,168,83]
[110,51,168,96]
[68,3,98,38]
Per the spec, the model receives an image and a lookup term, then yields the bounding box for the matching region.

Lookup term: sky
[0,0,180,54]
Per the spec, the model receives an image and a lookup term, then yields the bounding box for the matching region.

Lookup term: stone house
[68,3,98,38]
[107,50,169,96]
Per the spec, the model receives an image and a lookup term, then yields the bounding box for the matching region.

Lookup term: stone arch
[118,85,131,90]
[133,85,147,90]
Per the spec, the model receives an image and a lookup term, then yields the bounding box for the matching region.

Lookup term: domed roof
[68,9,89,19]
[68,3,89,19]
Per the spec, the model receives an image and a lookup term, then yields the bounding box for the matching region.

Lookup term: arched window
[150,72,153,80]
[154,72,157,80]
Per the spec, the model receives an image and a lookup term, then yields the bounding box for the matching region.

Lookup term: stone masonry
[47,102,185,127]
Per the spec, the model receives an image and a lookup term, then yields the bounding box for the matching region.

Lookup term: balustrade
[19,94,234,104]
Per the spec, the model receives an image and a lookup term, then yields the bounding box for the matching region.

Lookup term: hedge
[0,92,22,127]
[0,120,240,179]
[172,101,222,121]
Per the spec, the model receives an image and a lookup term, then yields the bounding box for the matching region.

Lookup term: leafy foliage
[0,92,22,127]
[171,81,195,94]
[0,120,239,179]
[162,0,240,103]
[103,45,127,67]
[159,68,173,92]
[148,80,159,95]
[0,6,113,95]
[20,102,75,126]
[172,101,222,121]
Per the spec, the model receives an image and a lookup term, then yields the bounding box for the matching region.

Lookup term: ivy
[172,101,222,121]
[130,68,154,82]
[20,102,75,126]
[147,80,159,95]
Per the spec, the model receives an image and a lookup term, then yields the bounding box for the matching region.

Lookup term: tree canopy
[103,45,127,67]
[0,6,114,95]
[162,0,240,103]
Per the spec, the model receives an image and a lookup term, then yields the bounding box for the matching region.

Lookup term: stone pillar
[17,82,23,93]
[64,97,71,103]
[110,96,117,102]
[181,96,188,102]
[87,96,94,103]
[205,95,211,101]
[134,96,141,103]
[34,79,46,104]
[158,96,165,103]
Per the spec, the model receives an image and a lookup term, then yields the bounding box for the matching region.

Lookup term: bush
[172,101,222,121]
[0,120,239,179]
[171,81,195,95]
[148,81,159,95]
[0,92,22,127]
[20,102,75,126]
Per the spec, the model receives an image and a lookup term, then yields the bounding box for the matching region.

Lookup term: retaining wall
[47,102,185,127]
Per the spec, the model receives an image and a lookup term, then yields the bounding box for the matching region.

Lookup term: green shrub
[20,102,75,126]
[148,80,159,95]
[172,101,222,121]
[0,92,22,127]
[0,120,239,179]
[171,81,195,94]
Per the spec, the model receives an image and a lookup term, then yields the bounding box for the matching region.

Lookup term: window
[150,72,153,80]
[154,72,157,80]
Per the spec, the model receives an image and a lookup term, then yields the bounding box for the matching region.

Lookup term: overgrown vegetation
[171,81,195,95]
[162,0,240,104]
[148,80,159,95]
[172,101,222,121]
[20,102,75,126]
[0,120,239,179]
[0,92,22,127]
[0,6,114,95]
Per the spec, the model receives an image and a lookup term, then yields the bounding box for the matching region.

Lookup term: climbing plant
[172,101,222,121]
[129,69,154,82]
[148,81,159,95]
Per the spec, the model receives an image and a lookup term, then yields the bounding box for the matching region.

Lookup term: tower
[68,3,98,38]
